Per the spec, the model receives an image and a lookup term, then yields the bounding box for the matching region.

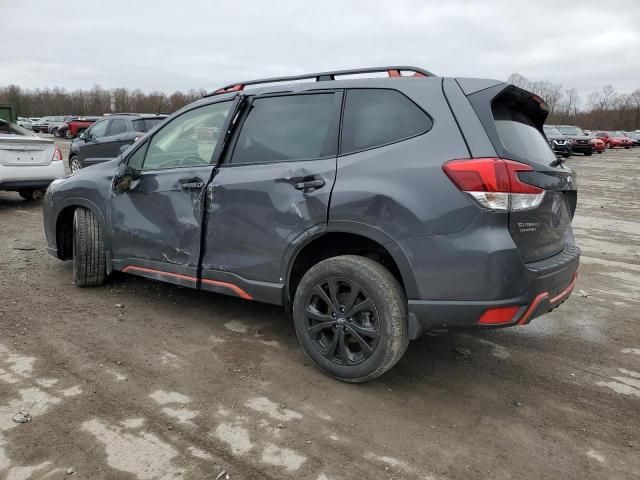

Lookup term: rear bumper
[407,243,580,338]
[0,162,67,191]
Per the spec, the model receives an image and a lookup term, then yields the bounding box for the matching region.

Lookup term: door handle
[294,178,325,191]
[180,179,205,190]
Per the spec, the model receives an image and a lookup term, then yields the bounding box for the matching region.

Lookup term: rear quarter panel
[329,80,477,240]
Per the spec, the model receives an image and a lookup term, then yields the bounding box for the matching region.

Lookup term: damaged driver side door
[108,100,233,286]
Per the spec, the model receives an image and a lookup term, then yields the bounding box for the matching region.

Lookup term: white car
[0,119,66,200]
[17,117,33,130]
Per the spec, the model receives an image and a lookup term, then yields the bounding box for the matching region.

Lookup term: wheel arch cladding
[286,230,418,304]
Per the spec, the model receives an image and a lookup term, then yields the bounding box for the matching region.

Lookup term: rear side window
[108,119,128,136]
[133,118,164,132]
[491,89,556,165]
[340,89,432,155]
[88,120,110,139]
[230,93,340,165]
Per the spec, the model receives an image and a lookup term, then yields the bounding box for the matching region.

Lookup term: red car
[595,131,633,149]
[64,117,100,139]
[590,137,605,154]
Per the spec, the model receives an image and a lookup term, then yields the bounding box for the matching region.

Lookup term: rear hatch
[0,136,55,167]
[466,85,577,263]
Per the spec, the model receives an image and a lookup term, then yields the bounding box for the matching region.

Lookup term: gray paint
[43,73,579,335]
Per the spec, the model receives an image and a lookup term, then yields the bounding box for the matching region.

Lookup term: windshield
[544,127,562,136]
[557,126,584,136]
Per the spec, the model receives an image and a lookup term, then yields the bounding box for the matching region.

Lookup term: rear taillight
[52,145,62,161]
[443,158,545,212]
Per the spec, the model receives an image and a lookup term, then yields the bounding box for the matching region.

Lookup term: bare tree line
[2,77,639,131]
[0,84,206,117]
[508,74,640,130]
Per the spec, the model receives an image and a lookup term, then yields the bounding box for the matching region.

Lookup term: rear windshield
[0,120,34,136]
[132,118,165,132]
[492,90,556,165]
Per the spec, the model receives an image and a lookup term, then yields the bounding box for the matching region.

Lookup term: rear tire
[18,189,45,201]
[72,208,106,287]
[52,128,59,137]
[293,255,409,383]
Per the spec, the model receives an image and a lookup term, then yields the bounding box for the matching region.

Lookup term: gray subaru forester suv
[43,66,579,382]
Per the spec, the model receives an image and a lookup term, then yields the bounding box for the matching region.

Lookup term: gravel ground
[0,144,639,480]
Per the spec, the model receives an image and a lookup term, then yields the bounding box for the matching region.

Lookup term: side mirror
[112,164,139,193]
[79,131,86,140]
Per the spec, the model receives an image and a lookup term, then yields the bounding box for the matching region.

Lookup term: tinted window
[491,91,556,165]
[89,120,110,139]
[108,119,128,136]
[127,141,148,170]
[142,101,231,171]
[341,89,432,155]
[133,118,165,132]
[231,93,340,165]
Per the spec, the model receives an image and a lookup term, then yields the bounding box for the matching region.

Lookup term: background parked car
[543,125,572,158]
[0,119,65,200]
[17,117,33,130]
[64,116,100,139]
[590,137,606,153]
[553,125,594,155]
[624,131,640,146]
[32,116,56,133]
[595,132,633,149]
[69,113,167,171]
[47,116,73,137]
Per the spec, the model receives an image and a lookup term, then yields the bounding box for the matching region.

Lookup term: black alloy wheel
[303,276,380,366]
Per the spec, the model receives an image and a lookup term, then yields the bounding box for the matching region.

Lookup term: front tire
[70,156,82,172]
[72,208,106,287]
[293,255,408,383]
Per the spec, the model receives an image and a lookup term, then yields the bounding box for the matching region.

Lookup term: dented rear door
[200,91,342,302]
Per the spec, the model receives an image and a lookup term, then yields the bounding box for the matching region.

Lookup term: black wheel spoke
[308,321,337,335]
[346,325,375,354]
[347,322,379,340]
[312,285,335,313]
[323,330,340,359]
[347,298,373,317]
[337,329,350,363]
[305,305,333,323]
[343,284,361,313]
[327,277,340,309]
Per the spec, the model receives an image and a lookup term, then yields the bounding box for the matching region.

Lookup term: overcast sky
[2,0,639,101]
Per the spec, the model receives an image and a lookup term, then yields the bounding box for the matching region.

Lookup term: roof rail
[205,66,436,97]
